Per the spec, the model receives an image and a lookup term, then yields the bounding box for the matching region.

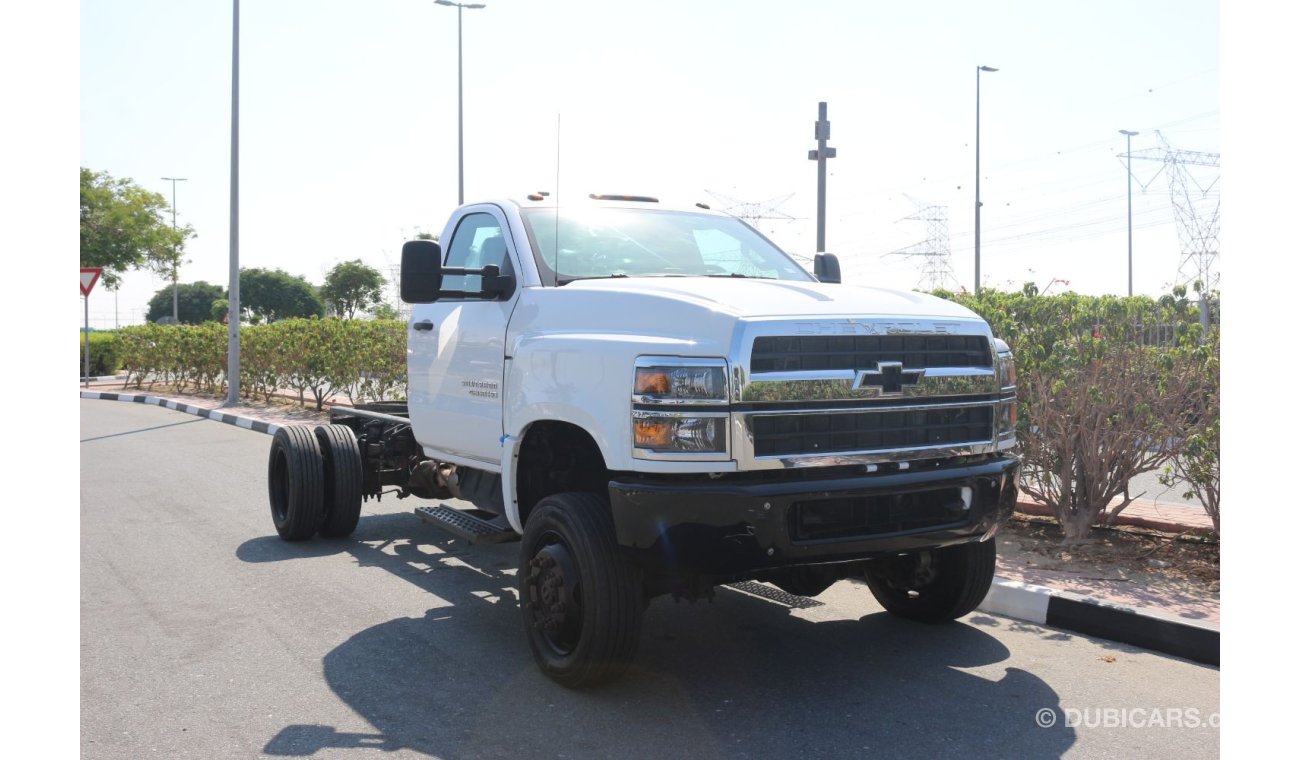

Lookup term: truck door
[408,207,518,468]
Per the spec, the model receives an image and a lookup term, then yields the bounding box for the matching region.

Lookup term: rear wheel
[519,492,644,688]
[267,425,325,541]
[862,539,996,623]
[314,424,363,538]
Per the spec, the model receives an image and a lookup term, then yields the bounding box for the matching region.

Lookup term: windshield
[519,207,814,285]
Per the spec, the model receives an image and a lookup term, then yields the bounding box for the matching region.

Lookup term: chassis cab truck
[266,195,1020,687]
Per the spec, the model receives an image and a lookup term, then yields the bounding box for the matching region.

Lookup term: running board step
[415,504,519,545]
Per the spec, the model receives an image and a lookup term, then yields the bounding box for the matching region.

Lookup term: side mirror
[813,253,841,284]
[401,239,443,303]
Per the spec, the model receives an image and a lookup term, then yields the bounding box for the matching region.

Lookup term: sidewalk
[81,380,1219,664]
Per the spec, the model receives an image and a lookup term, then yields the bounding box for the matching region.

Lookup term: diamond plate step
[415,504,519,545]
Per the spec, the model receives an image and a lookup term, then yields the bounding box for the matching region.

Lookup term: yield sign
[80,267,103,297]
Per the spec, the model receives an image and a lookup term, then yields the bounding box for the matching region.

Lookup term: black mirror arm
[435,264,515,300]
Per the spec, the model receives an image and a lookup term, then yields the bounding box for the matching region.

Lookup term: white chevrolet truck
[266,194,1020,687]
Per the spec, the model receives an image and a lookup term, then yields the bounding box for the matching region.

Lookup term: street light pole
[1119,129,1139,297]
[227,0,241,406]
[974,65,997,296]
[434,0,487,205]
[162,176,187,322]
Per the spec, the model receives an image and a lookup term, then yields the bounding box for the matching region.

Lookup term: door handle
[412,320,435,332]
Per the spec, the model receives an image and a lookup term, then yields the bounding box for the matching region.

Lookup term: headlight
[994,341,1016,391]
[634,365,727,403]
[997,398,1018,441]
[993,339,1017,446]
[633,357,730,458]
[633,412,728,452]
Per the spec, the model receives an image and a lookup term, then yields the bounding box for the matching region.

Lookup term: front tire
[519,493,644,688]
[267,425,325,541]
[862,539,996,623]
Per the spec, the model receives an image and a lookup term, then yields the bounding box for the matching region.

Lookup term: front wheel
[519,492,644,688]
[861,539,996,623]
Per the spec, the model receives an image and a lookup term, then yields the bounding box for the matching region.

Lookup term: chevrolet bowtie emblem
[854,362,925,395]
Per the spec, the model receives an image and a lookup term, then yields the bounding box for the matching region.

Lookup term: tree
[320,259,386,319]
[1160,327,1220,534]
[1018,340,1204,542]
[146,281,226,324]
[239,268,325,323]
[370,302,398,320]
[80,168,192,289]
[211,298,230,323]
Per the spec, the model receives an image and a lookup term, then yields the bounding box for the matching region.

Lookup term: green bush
[932,288,1218,540]
[79,331,122,377]
[117,319,408,406]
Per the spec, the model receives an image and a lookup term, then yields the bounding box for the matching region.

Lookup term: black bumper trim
[609,455,1020,577]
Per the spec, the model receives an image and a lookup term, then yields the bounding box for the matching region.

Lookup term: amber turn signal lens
[634,419,674,448]
[634,370,671,396]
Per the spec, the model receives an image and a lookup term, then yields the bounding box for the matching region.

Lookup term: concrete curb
[80,391,281,436]
[82,390,1220,666]
[1015,497,1214,536]
[978,578,1219,666]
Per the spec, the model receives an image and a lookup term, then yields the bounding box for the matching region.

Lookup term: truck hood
[560,277,983,322]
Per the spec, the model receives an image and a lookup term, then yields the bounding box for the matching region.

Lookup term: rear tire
[519,492,644,688]
[862,539,996,623]
[267,425,325,541]
[314,424,363,538]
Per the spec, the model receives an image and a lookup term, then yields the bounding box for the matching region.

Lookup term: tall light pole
[434,0,486,205]
[974,65,997,295]
[162,176,187,322]
[227,0,241,406]
[1119,129,1139,297]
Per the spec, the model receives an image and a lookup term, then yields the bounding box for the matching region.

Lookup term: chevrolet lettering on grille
[853,361,925,395]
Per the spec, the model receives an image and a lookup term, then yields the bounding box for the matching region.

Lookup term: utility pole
[887,197,958,291]
[807,101,836,252]
[162,176,187,322]
[974,65,997,295]
[434,0,487,205]
[1127,130,1220,335]
[1118,130,1138,297]
[227,0,241,405]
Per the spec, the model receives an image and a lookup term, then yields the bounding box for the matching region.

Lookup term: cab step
[415,504,520,545]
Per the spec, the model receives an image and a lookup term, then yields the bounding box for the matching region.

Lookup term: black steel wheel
[314,424,363,538]
[861,538,996,623]
[267,425,325,541]
[519,492,643,688]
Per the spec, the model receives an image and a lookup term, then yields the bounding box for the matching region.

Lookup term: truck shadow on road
[239,511,1076,758]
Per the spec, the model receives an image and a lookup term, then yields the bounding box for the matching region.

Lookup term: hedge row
[932,288,1210,376]
[114,319,406,408]
[79,332,124,377]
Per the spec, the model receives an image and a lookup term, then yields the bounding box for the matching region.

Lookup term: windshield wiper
[556,273,628,286]
[706,273,775,279]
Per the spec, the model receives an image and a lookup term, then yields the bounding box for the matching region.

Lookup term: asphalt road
[81,400,1220,759]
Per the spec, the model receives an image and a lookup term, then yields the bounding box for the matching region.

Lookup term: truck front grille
[750,405,993,457]
[750,335,992,373]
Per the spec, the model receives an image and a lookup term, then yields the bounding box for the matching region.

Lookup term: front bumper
[609,455,1020,578]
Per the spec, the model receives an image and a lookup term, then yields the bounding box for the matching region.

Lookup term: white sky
[78,0,1220,327]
